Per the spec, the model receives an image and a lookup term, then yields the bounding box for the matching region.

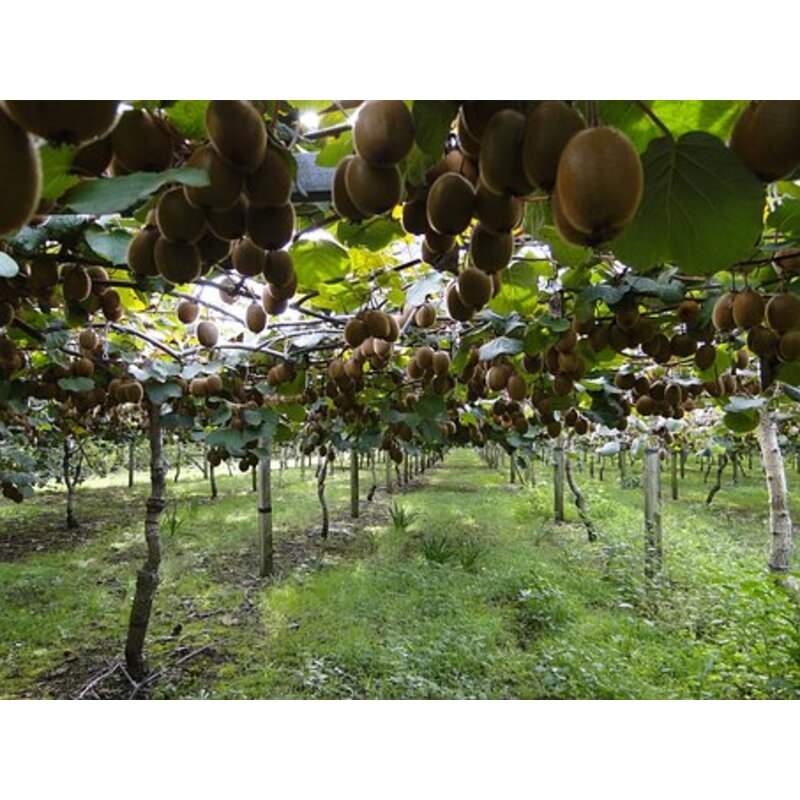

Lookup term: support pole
[258,439,273,577]
[553,446,565,523]
[644,447,662,579]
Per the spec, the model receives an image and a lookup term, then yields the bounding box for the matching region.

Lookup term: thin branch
[635,101,674,142]
[109,324,183,363]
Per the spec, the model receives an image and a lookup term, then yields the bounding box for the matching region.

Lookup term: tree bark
[670,449,678,501]
[209,459,218,499]
[565,453,596,542]
[173,442,182,484]
[756,408,794,573]
[385,453,393,495]
[63,438,79,530]
[367,450,377,501]
[125,402,167,682]
[706,454,728,506]
[318,453,331,538]
[258,439,273,577]
[644,447,662,579]
[127,440,135,488]
[350,447,360,518]
[553,446,565,523]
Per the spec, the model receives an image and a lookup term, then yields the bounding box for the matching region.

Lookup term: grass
[1,449,799,699]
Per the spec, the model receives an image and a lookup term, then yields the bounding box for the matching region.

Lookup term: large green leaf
[768,198,800,239]
[315,131,353,168]
[336,218,403,251]
[290,238,349,291]
[84,226,132,265]
[165,100,209,140]
[412,101,458,156]
[489,260,549,316]
[39,144,81,201]
[614,132,765,275]
[64,167,210,214]
[479,336,524,361]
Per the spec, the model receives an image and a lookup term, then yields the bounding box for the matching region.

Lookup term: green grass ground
[1,449,799,699]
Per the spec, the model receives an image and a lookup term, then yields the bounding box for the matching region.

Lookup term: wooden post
[618,445,626,485]
[510,453,516,484]
[386,452,393,494]
[128,440,135,488]
[350,447,359,518]
[644,447,662,578]
[258,439,273,577]
[589,453,595,479]
[553,446,565,523]
[209,460,218,499]
[670,449,678,501]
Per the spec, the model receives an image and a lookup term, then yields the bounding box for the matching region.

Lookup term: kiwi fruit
[246,204,295,250]
[414,303,436,328]
[263,250,294,287]
[456,110,481,157]
[4,101,119,145]
[766,293,800,334]
[177,299,200,324]
[402,194,430,235]
[205,197,247,241]
[344,156,402,216]
[479,109,531,197]
[457,266,493,309]
[183,144,243,211]
[190,378,207,397]
[332,156,368,221]
[218,276,238,305]
[153,238,202,284]
[555,127,642,241]
[124,228,158,277]
[364,310,391,340]
[231,238,267,277]
[71,135,113,176]
[521,100,586,191]
[694,343,717,370]
[197,320,219,348]
[156,187,207,243]
[677,299,701,323]
[245,146,293,208]
[269,270,297,300]
[506,373,526,401]
[262,285,289,315]
[197,232,231,267]
[671,333,697,357]
[416,345,435,372]
[460,101,520,141]
[446,283,474,322]
[730,101,800,182]
[470,224,512,273]
[62,265,92,302]
[774,247,800,275]
[353,101,414,167]
[732,288,765,329]
[712,292,737,331]
[111,109,173,172]
[486,364,511,392]
[614,372,636,390]
[474,182,523,233]
[78,329,98,350]
[0,107,41,235]
[29,257,59,290]
[344,318,368,348]
[747,325,779,358]
[426,172,475,236]
[778,330,800,362]
[246,302,267,333]
[636,395,655,416]
[432,351,450,376]
[206,100,266,174]
[552,190,621,247]
[556,329,578,352]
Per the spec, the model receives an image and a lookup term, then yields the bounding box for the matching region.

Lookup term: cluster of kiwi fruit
[713,288,800,365]
[730,101,800,183]
[341,308,401,372]
[332,101,414,219]
[189,374,225,398]
[404,345,453,394]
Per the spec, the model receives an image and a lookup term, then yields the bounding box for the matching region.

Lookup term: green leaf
[406,273,445,306]
[614,132,765,275]
[0,252,19,278]
[84,226,132,265]
[479,336,524,361]
[58,377,94,392]
[315,131,353,168]
[204,428,246,453]
[402,144,439,187]
[64,167,211,214]
[769,198,800,239]
[489,260,549,316]
[537,224,590,267]
[412,101,458,156]
[290,239,349,291]
[145,381,183,404]
[723,409,758,433]
[165,100,209,140]
[336,218,403,251]
[416,392,447,422]
[39,144,81,201]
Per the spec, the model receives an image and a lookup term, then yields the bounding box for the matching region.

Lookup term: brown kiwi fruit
[177,299,200,324]
[0,107,41,235]
[460,101,520,141]
[29,257,59,290]
[246,204,295,250]
[156,187,207,243]
[344,318,368,348]
[470,224,512,273]
[636,395,655,416]
[414,303,436,328]
[126,228,160,277]
[555,127,642,241]
[732,288,765,329]
[364,310,391,340]
[614,372,636,390]
[183,144,243,211]
[111,109,173,172]
[263,250,294,287]
[78,329,98,350]
[478,109,531,197]
[521,100,586,191]
[353,100,414,167]
[474,182,523,233]
[506,373,526,401]
[426,172,475,235]
[190,378,207,397]
[766,292,800,333]
[671,333,697,357]
[446,283,474,322]
[344,156,402,216]
[153,238,202,284]
[432,351,450,376]
[62,265,92,302]
[0,302,14,327]
[206,101,266,174]
[747,325,779,358]
[677,299,701,324]
[457,266,493,309]
[197,232,231,267]
[712,292,737,331]
[71,135,113,177]
[4,101,119,145]
[205,197,247,241]
[778,330,800,362]
[486,364,511,392]
[262,285,289,315]
[416,345,435,372]
[231,238,267,277]
[456,110,481,157]
[246,302,267,333]
[402,194,430,235]
[197,320,219,348]
[218,276,238,305]
[730,101,800,182]
[332,156,368,222]
[206,374,224,395]
[245,146,293,208]
[694,343,717,370]
[774,247,800,275]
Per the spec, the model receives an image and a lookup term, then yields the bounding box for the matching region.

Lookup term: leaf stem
[635,101,674,142]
